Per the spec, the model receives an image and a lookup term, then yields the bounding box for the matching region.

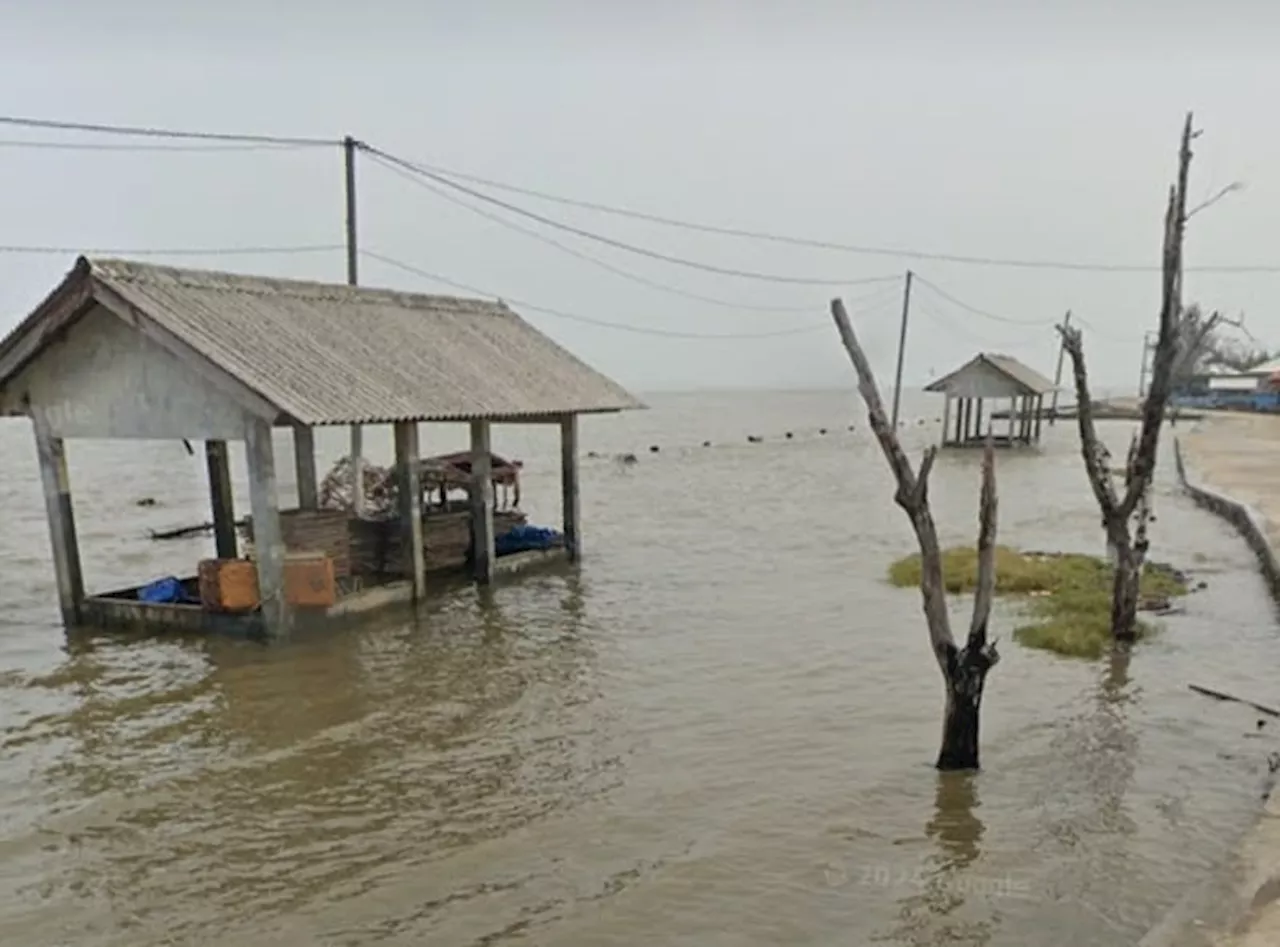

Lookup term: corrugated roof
[0,257,644,425]
[924,353,1056,395]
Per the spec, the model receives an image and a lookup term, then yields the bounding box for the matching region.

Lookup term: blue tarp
[495,524,562,556]
[138,576,195,604]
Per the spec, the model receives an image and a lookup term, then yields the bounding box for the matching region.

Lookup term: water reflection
[880,773,996,946]
[5,576,609,944]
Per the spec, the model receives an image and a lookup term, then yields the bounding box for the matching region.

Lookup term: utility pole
[1049,311,1071,425]
[344,136,366,516]
[890,270,914,430]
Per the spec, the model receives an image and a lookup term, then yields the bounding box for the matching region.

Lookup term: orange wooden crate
[283,552,337,609]
[198,558,260,613]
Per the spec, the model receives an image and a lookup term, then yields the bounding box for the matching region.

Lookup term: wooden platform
[80,547,571,639]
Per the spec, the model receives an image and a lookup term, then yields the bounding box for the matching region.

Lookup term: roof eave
[0,256,96,391]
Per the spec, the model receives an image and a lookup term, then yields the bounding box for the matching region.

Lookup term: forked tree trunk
[1058,112,1193,642]
[831,298,999,772]
[936,638,999,770]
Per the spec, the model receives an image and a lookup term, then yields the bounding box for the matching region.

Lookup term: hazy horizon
[2,3,1276,395]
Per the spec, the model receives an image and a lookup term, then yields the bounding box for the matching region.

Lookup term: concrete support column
[560,415,581,561]
[393,421,426,600]
[245,418,291,640]
[32,412,84,626]
[469,420,495,584]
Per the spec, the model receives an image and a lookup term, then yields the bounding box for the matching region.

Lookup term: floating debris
[747,435,763,444]
[649,445,660,453]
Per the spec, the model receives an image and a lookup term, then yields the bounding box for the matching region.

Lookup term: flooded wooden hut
[925,353,1056,448]
[0,257,643,640]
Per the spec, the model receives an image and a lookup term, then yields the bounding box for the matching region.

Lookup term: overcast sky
[0,2,1277,393]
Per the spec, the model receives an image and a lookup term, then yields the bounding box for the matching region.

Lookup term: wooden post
[560,415,581,561]
[205,440,237,559]
[32,412,84,625]
[394,421,426,599]
[245,418,291,640]
[293,424,319,510]
[1007,397,1017,442]
[349,426,365,516]
[1033,395,1044,442]
[941,395,952,446]
[975,398,984,440]
[959,399,970,444]
[469,421,495,583]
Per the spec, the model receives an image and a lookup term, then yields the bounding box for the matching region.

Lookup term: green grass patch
[887,545,1188,659]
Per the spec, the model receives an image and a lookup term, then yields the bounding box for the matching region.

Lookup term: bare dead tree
[1058,112,1195,641]
[830,298,999,771]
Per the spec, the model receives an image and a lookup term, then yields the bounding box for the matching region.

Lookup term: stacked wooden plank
[240,509,352,579]
[348,509,527,577]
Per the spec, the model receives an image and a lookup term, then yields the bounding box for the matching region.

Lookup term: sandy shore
[1180,412,1280,947]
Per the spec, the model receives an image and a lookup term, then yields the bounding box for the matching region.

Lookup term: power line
[363,149,1280,275]
[362,249,901,339]
[912,275,1050,327]
[362,145,903,288]
[913,296,1033,349]
[0,114,337,148]
[0,243,344,257]
[915,273,1142,343]
[364,151,825,314]
[0,137,309,153]
[4,113,1279,275]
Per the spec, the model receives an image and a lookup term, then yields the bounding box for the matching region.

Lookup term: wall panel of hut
[0,305,256,440]
[348,509,528,578]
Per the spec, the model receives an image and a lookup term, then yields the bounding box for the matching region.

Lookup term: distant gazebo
[925,353,1056,448]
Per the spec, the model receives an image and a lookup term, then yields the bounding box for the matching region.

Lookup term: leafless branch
[1185,181,1244,220]
[968,435,998,658]
[1120,112,1194,519]
[1057,321,1120,519]
[831,297,954,666]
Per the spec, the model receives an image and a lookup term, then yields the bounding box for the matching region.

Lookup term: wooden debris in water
[1188,684,1280,719]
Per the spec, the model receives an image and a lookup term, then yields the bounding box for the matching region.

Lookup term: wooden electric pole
[1049,311,1071,425]
[890,270,914,430]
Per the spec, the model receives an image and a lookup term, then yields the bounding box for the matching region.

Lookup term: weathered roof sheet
[924,353,1056,396]
[0,256,644,425]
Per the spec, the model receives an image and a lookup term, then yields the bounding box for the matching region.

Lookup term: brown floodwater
[0,389,1276,947]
